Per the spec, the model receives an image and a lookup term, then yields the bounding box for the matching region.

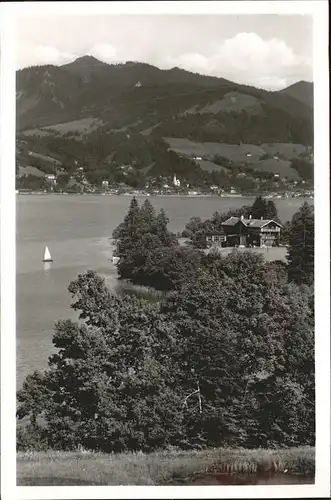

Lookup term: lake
[16,194,311,387]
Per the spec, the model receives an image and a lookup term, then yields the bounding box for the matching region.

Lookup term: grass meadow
[17,446,315,486]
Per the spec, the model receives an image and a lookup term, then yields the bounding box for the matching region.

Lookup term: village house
[45,173,57,185]
[205,227,227,247]
[221,215,282,247]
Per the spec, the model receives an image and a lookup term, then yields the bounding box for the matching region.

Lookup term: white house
[173,174,181,187]
[45,174,56,185]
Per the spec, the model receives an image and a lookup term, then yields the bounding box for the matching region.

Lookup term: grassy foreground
[17,446,315,486]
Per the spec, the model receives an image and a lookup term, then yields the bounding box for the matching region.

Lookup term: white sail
[43,246,52,261]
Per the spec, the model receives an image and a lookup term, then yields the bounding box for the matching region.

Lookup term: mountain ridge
[16,56,314,144]
[16,56,314,192]
[278,80,313,108]
[19,55,313,91]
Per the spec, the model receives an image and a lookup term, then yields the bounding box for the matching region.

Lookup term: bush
[17,423,48,452]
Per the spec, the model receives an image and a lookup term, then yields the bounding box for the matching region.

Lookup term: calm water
[18,472,314,486]
[170,472,314,485]
[17,194,311,387]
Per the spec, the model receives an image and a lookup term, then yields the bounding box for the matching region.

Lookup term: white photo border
[1,1,329,499]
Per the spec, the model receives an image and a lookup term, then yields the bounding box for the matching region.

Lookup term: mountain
[279,81,314,108]
[61,55,110,77]
[16,57,313,131]
[62,56,231,87]
[16,57,314,191]
[17,57,231,130]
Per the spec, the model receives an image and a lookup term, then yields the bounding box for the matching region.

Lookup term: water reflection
[43,262,52,272]
[173,472,314,485]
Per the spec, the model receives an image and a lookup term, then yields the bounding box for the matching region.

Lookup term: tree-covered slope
[16,57,314,188]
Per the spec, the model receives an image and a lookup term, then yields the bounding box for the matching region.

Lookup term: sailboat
[42,246,53,263]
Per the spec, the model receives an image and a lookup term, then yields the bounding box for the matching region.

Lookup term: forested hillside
[16,57,314,191]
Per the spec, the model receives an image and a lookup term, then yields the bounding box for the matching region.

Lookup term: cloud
[16,30,312,90]
[87,43,118,63]
[17,45,77,68]
[164,32,312,90]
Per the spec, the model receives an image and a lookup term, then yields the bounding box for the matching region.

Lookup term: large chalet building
[206,215,283,248]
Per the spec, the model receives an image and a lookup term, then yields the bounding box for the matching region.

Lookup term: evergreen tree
[112,196,140,241]
[265,200,279,221]
[249,196,279,221]
[287,202,314,285]
[156,208,177,247]
[251,196,268,219]
[139,199,157,233]
[113,199,178,282]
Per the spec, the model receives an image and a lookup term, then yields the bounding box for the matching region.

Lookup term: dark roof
[205,227,225,236]
[244,218,272,228]
[222,216,283,228]
[222,216,242,226]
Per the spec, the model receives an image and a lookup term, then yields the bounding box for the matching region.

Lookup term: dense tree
[16,194,314,452]
[265,200,279,220]
[16,174,48,191]
[162,252,314,447]
[290,157,314,183]
[17,371,50,426]
[17,250,314,451]
[112,198,146,281]
[181,217,203,239]
[155,208,178,247]
[280,220,291,245]
[68,270,120,328]
[113,199,178,283]
[287,202,314,285]
[139,198,157,230]
[112,197,140,240]
[17,271,184,452]
[138,245,204,291]
[250,196,279,220]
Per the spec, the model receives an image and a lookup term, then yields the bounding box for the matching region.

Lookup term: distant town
[16,164,314,199]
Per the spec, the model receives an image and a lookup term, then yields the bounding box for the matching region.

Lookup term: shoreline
[16,192,313,200]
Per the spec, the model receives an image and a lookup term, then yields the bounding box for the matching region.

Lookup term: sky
[16,14,313,90]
